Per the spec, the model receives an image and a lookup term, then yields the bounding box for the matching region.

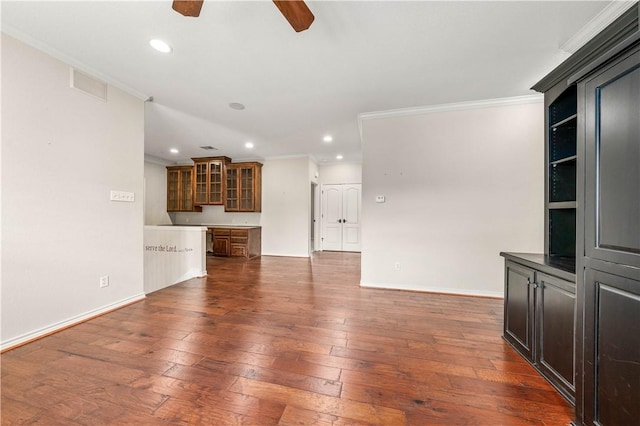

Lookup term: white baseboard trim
[1,293,146,352]
[261,253,310,258]
[360,281,503,299]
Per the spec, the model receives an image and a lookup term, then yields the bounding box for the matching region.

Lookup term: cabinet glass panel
[597,66,640,254]
[227,168,238,210]
[549,159,577,202]
[549,209,576,257]
[194,163,207,204]
[167,171,179,211]
[180,170,192,209]
[240,168,253,210]
[209,162,222,204]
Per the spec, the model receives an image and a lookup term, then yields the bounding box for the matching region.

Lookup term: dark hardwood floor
[1,252,573,425]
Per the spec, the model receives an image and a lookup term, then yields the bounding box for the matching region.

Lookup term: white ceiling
[2,1,616,164]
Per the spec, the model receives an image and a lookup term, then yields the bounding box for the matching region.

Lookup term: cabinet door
[208,160,224,205]
[194,162,208,205]
[213,236,230,256]
[167,169,180,211]
[226,167,238,211]
[583,268,640,426]
[239,166,254,211]
[584,47,640,269]
[536,273,576,402]
[179,169,193,211]
[503,261,535,360]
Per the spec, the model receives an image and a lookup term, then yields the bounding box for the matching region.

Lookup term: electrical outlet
[99,275,109,288]
[394,262,401,271]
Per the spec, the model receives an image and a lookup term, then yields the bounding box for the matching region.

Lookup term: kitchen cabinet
[502,255,576,403]
[226,162,262,212]
[210,227,261,259]
[166,166,201,212]
[192,156,230,206]
[211,228,230,256]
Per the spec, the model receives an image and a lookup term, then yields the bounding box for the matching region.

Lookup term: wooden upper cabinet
[166,165,201,212]
[226,162,262,212]
[192,156,230,206]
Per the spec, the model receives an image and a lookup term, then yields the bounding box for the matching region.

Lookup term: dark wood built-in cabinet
[503,5,639,426]
[192,156,230,206]
[209,227,261,259]
[226,162,262,212]
[166,157,262,213]
[166,166,202,212]
[502,254,576,403]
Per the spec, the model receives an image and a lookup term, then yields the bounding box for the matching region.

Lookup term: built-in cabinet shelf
[547,84,577,260]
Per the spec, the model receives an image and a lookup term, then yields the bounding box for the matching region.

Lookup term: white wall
[144,159,172,225]
[319,163,362,185]
[172,206,260,226]
[360,98,544,297]
[1,35,145,349]
[261,157,313,257]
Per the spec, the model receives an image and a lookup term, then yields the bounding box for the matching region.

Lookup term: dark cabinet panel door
[584,47,640,268]
[536,273,576,403]
[504,261,535,360]
[583,268,640,426]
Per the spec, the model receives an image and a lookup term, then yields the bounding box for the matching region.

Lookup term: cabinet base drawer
[230,245,247,257]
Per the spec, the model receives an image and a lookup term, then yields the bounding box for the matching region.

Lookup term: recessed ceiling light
[336,154,344,160]
[323,135,333,143]
[169,148,179,154]
[245,142,254,149]
[229,102,245,110]
[150,39,172,53]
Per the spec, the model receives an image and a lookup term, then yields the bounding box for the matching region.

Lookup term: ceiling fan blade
[172,0,204,17]
[272,1,314,32]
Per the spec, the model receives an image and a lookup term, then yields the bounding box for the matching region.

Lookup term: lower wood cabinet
[210,227,261,259]
[502,254,576,403]
[581,267,640,426]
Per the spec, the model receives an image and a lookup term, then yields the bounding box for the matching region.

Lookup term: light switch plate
[110,190,135,202]
[375,195,386,203]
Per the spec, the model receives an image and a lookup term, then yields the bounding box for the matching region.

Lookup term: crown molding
[358,94,543,122]
[561,1,638,54]
[2,26,149,101]
[144,154,176,166]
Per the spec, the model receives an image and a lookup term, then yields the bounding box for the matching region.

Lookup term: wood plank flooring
[1,252,574,425]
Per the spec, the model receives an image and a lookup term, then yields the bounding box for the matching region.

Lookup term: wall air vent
[70,68,107,101]
[200,146,218,151]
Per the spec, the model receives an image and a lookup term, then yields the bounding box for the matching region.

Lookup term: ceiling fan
[172,0,314,32]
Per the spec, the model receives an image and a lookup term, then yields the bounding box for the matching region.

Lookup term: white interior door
[342,184,361,252]
[321,185,343,251]
[321,184,361,252]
